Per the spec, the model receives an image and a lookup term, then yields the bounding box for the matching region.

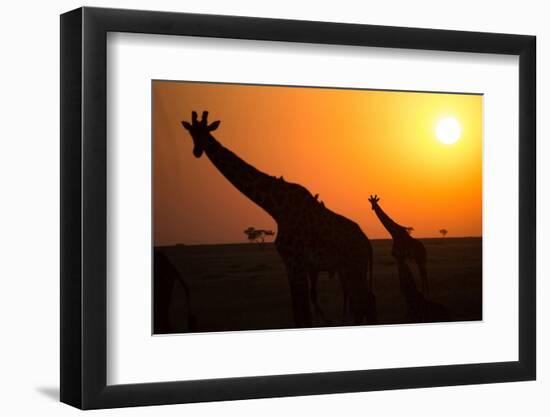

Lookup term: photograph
[53,4,537,411]
[152,80,483,334]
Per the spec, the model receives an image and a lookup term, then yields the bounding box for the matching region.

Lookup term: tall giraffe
[368,194,428,295]
[181,111,376,327]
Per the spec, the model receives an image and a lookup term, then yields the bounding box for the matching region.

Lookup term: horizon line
[155,235,482,248]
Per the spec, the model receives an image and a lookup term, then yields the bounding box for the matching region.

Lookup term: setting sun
[435,117,462,145]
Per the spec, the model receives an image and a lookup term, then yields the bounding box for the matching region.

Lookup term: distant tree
[244,227,275,249]
[439,229,448,238]
[244,227,257,242]
[405,227,414,235]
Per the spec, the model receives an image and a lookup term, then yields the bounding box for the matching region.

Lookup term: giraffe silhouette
[154,249,197,333]
[181,111,376,327]
[368,195,428,296]
[368,195,450,323]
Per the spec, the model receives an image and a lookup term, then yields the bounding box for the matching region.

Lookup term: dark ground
[154,238,482,333]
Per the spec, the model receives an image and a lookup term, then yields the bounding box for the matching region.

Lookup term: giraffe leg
[414,252,429,297]
[342,268,368,325]
[367,242,374,293]
[285,264,312,328]
[337,271,349,324]
[154,251,178,333]
[419,261,428,297]
[349,283,365,325]
[396,258,426,322]
[177,277,197,332]
[309,270,328,325]
[154,275,175,333]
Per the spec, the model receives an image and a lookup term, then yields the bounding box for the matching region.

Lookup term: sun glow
[435,117,462,145]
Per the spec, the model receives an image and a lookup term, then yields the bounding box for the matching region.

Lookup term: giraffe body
[275,198,375,325]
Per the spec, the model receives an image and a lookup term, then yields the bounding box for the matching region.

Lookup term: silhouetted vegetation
[244,227,275,249]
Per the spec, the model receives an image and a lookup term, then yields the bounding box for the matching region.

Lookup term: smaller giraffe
[368,195,429,296]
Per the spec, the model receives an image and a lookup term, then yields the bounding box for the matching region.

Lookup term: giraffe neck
[373,204,407,238]
[202,134,282,220]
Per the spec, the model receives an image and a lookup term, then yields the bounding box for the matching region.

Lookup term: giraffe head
[181,111,220,158]
[368,194,380,210]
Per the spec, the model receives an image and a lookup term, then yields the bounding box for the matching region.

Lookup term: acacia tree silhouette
[244,227,275,249]
[181,111,376,327]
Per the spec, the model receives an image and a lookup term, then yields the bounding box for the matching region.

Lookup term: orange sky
[153,81,482,246]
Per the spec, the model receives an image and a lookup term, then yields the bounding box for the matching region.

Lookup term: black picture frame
[60,6,536,410]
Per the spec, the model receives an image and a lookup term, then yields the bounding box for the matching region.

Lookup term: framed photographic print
[60,7,536,409]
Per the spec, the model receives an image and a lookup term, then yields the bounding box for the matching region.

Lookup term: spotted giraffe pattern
[181,111,376,327]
